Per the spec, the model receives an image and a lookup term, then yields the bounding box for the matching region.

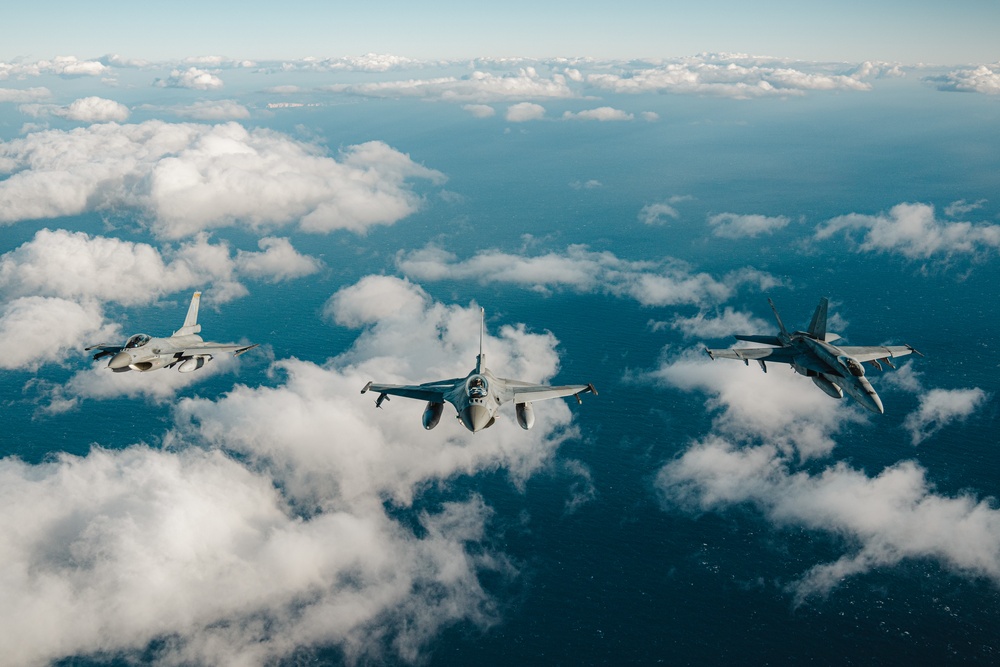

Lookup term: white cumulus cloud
[155,67,225,90]
[562,107,633,121]
[816,202,1000,259]
[708,212,791,238]
[0,121,444,239]
[53,96,130,122]
[926,64,1000,94]
[0,283,589,662]
[396,244,779,308]
[506,102,546,122]
[903,387,989,445]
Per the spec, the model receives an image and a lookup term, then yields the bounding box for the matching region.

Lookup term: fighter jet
[361,308,597,432]
[704,297,921,414]
[86,292,258,373]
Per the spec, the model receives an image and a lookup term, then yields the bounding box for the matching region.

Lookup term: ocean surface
[1,63,999,665]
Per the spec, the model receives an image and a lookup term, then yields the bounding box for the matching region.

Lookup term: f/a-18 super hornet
[86,292,258,373]
[704,297,921,414]
[361,308,597,432]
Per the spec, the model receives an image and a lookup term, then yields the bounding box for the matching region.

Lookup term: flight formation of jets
[87,292,922,431]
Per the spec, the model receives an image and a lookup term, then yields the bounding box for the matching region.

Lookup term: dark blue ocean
[2,67,999,665]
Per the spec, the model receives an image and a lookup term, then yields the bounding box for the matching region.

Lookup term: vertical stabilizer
[767,298,790,340]
[475,307,485,373]
[807,297,829,340]
[173,292,202,336]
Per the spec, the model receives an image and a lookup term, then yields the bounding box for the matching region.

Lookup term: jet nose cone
[460,405,491,432]
[108,351,131,370]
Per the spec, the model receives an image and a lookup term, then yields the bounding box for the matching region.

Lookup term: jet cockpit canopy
[467,375,489,398]
[839,356,865,377]
[125,334,151,349]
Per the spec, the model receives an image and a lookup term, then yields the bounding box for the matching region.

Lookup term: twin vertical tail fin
[806,297,829,341]
[767,297,790,342]
[173,292,203,336]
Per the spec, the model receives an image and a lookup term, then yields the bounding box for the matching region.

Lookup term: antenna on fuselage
[476,306,485,373]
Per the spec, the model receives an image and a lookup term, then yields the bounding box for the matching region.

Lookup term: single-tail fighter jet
[361,308,597,432]
[704,297,921,414]
[86,292,258,373]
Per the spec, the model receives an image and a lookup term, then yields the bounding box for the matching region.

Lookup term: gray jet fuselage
[705,298,920,414]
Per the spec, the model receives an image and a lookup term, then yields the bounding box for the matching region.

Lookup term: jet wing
[84,343,123,361]
[704,346,797,363]
[503,380,597,404]
[361,379,463,403]
[836,345,921,363]
[174,342,259,358]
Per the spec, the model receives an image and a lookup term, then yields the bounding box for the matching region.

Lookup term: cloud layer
[397,244,780,307]
[0,121,444,239]
[649,346,995,600]
[0,278,589,665]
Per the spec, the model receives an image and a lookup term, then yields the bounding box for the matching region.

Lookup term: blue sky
[3,0,999,64]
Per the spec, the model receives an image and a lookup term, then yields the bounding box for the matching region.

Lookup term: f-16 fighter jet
[362,308,597,432]
[705,297,921,414]
[86,292,258,373]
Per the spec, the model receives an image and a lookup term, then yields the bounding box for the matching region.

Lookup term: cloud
[903,388,989,445]
[645,348,859,458]
[587,56,873,99]
[330,68,575,103]
[0,87,51,103]
[0,121,444,239]
[926,64,1000,94]
[396,244,779,308]
[815,202,1000,259]
[0,445,504,665]
[272,53,421,73]
[649,343,998,601]
[0,56,108,79]
[639,202,680,225]
[0,229,246,306]
[658,441,1000,602]
[25,96,131,122]
[154,67,225,90]
[708,212,791,238]
[562,107,633,121]
[505,102,546,122]
[48,352,244,409]
[235,237,323,282]
[462,104,496,118]
[945,198,987,218]
[0,297,117,371]
[0,281,593,663]
[662,306,772,340]
[171,100,251,120]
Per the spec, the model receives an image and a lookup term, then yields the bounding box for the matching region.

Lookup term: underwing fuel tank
[515,402,535,430]
[178,355,211,373]
[422,402,444,430]
[811,375,844,399]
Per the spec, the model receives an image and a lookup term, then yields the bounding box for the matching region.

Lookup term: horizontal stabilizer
[734,334,783,346]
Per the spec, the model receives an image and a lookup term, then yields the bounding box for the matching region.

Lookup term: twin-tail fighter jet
[705,297,921,414]
[361,308,597,432]
[86,292,258,373]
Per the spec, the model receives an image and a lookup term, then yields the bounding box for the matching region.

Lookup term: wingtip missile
[361,381,373,394]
